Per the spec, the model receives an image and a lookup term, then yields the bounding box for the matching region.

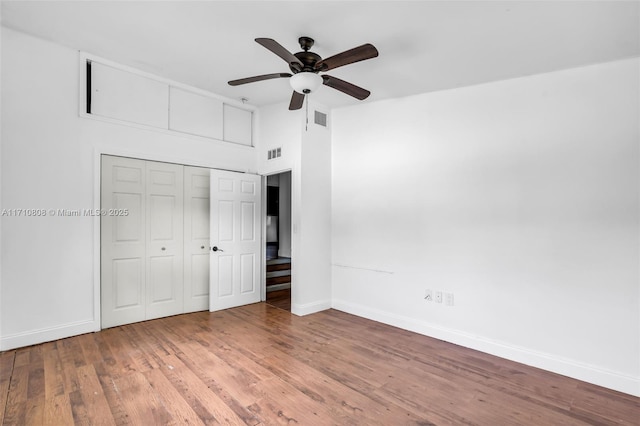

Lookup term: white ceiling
[2,1,639,109]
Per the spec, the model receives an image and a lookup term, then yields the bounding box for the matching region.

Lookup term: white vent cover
[314,111,327,127]
[267,147,282,160]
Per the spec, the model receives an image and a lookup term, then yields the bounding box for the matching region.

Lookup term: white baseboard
[1,319,98,351]
[291,299,331,316]
[331,299,640,397]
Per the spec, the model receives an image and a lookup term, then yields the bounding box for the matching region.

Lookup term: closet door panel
[102,157,222,326]
[113,193,143,241]
[101,156,147,328]
[183,167,211,312]
[209,171,262,311]
[148,256,175,302]
[113,258,143,309]
[146,161,184,321]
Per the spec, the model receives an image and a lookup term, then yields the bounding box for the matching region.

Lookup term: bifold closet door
[209,170,261,311]
[101,156,147,328]
[145,161,184,320]
[183,166,211,313]
[101,156,185,328]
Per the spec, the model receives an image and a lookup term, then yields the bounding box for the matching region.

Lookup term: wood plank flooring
[265,289,291,312]
[1,303,638,425]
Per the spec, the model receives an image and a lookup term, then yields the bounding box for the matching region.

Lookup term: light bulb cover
[290,72,323,94]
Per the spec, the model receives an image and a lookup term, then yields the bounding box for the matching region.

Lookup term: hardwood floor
[1,303,638,425]
[265,288,291,312]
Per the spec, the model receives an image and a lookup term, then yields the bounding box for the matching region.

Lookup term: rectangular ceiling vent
[267,147,282,160]
[314,110,327,127]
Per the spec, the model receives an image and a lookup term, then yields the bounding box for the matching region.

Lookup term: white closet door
[145,161,184,320]
[101,156,147,328]
[103,156,260,327]
[183,166,211,313]
[209,170,261,311]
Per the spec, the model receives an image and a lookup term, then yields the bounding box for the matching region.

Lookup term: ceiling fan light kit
[290,72,323,94]
[228,36,378,110]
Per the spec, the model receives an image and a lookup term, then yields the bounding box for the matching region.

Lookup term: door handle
[211,246,224,252]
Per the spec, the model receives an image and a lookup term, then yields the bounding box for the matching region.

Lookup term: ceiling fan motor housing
[290,51,322,73]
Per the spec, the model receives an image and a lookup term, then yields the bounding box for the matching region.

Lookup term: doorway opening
[265,171,292,311]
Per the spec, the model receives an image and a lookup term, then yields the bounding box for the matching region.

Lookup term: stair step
[267,275,291,286]
[266,257,291,265]
[266,283,291,292]
[267,270,291,279]
[267,263,291,272]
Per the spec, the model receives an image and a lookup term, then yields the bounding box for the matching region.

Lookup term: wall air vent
[268,147,282,160]
[314,110,327,127]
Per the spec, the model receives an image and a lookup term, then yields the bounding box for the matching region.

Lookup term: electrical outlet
[445,292,454,306]
[424,289,433,302]
[435,291,443,303]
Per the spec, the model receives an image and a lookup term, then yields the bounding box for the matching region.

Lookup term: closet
[101,155,210,328]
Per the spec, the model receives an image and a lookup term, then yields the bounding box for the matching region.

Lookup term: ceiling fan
[228,37,378,110]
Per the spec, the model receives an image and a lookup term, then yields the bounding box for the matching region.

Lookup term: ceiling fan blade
[228,73,292,86]
[289,91,305,110]
[256,38,304,69]
[322,75,371,100]
[315,43,378,71]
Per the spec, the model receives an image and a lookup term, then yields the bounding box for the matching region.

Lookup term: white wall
[256,100,332,315]
[296,105,332,314]
[255,102,302,177]
[331,58,640,396]
[0,28,257,350]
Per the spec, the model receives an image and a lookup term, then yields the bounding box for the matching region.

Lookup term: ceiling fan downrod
[290,37,322,74]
